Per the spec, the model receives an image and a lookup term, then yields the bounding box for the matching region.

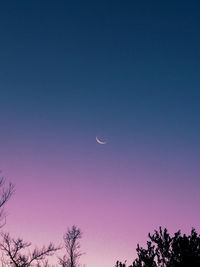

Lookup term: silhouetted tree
[59,225,82,267]
[0,232,60,266]
[0,175,14,227]
[116,227,200,267]
[115,260,127,267]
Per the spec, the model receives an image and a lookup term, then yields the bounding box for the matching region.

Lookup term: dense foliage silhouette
[116,227,200,267]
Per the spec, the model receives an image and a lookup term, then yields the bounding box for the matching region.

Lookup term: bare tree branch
[59,225,83,267]
[0,175,15,228]
[0,232,60,267]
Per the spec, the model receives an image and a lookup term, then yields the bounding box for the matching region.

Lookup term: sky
[0,0,200,266]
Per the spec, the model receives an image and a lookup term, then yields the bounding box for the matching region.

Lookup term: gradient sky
[0,1,200,266]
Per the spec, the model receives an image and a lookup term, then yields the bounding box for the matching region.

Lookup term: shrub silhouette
[116,227,200,267]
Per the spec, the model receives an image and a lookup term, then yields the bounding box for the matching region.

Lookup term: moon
[96,136,107,145]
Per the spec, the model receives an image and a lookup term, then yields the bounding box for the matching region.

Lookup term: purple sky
[2,132,200,266]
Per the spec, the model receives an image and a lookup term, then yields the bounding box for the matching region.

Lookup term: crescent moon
[96,136,107,145]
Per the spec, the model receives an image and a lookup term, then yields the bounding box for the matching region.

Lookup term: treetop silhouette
[116,227,200,267]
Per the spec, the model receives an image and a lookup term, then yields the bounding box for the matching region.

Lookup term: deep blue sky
[1,0,200,176]
[1,0,200,175]
[1,1,200,132]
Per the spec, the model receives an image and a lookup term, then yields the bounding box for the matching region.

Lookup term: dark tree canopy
[116,227,200,267]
